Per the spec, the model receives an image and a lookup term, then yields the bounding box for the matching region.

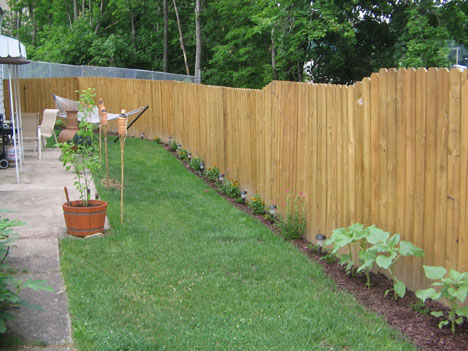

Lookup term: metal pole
[14,66,23,167]
[8,65,19,183]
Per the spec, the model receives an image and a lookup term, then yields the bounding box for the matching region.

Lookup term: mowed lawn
[60,138,415,351]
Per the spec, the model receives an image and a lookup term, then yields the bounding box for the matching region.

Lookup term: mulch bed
[166,144,468,351]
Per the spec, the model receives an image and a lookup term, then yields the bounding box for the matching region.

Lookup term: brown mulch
[166,144,468,351]
[293,240,468,351]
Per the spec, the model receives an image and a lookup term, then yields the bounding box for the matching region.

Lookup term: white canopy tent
[0,34,30,183]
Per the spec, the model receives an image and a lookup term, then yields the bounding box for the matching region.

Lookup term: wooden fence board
[378,69,388,229]
[370,73,380,227]
[459,70,468,272]
[435,69,449,268]
[354,82,364,226]
[414,68,427,288]
[403,68,416,287]
[317,84,328,233]
[386,69,397,234]
[327,84,337,234]
[447,69,461,272]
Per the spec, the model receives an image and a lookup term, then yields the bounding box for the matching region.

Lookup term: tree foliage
[3,0,468,88]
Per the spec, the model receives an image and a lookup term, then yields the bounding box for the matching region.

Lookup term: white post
[8,65,19,183]
[14,66,23,168]
[38,125,41,159]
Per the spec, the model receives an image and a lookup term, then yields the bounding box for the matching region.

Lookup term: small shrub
[154,137,161,143]
[263,213,275,223]
[220,178,240,198]
[416,266,468,333]
[326,223,374,286]
[276,191,306,240]
[177,147,188,161]
[364,226,424,299]
[0,213,54,333]
[169,140,177,151]
[189,157,203,171]
[320,253,338,264]
[205,166,220,182]
[55,119,65,130]
[410,300,430,315]
[248,194,265,215]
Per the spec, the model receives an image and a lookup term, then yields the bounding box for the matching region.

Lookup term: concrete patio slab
[0,147,109,350]
[8,238,60,273]
[6,272,73,346]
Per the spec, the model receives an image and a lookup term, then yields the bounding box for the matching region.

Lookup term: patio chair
[21,112,40,154]
[38,109,59,159]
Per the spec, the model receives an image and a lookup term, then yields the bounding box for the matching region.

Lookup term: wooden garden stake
[118,110,128,225]
[101,108,109,190]
[97,98,104,163]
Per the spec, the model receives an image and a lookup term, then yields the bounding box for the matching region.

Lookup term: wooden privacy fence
[5,68,468,292]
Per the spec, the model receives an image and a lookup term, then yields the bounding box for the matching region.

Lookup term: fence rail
[1,60,199,82]
[5,68,468,292]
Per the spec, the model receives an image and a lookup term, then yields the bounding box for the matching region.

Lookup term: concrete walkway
[0,148,105,350]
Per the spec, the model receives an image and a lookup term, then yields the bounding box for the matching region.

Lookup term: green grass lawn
[60,138,415,351]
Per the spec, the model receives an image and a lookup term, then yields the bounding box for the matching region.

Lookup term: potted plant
[59,88,108,237]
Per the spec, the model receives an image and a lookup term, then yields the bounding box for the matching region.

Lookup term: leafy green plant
[55,119,65,130]
[189,157,203,172]
[177,147,188,161]
[0,213,53,333]
[263,213,275,223]
[154,137,161,144]
[248,193,265,215]
[219,178,240,198]
[58,88,100,206]
[276,191,306,240]
[320,252,338,264]
[169,140,177,151]
[416,265,468,334]
[364,226,424,299]
[326,223,372,283]
[205,165,220,182]
[410,300,430,315]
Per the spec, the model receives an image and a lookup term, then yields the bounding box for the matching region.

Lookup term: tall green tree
[3,0,468,88]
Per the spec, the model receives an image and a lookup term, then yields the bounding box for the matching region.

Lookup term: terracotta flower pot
[58,109,79,143]
[62,199,108,237]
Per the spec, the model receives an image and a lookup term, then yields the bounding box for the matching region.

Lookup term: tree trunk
[130,8,136,48]
[194,0,201,80]
[16,10,22,31]
[89,0,92,25]
[94,0,105,34]
[173,0,190,76]
[27,0,37,45]
[82,0,85,17]
[271,28,278,80]
[73,0,78,21]
[163,0,168,72]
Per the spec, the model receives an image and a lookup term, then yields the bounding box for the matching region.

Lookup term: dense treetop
[4,0,468,88]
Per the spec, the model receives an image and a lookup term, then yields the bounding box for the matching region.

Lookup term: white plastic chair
[21,112,40,154]
[38,109,59,159]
